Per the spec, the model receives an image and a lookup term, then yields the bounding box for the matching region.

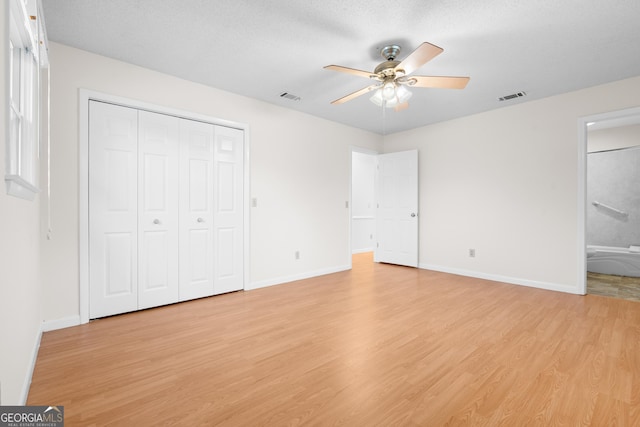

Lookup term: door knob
[411,213,416,217]
[197,217,205,223]
[153,219,161,225]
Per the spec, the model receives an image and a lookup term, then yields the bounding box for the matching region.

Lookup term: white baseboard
[20,324,43,405]
[247,264,351,291]
[419,263,583,295]
[42,315,81,332]
[18,316,82,404]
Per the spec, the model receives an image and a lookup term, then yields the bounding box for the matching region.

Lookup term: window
[6,0,48,200]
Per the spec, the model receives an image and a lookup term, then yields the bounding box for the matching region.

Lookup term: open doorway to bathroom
[351,148,378,257]
[586,114,640,301]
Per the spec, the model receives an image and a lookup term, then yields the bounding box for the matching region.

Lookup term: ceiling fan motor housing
[374,60,401,77]
[374,45,404,77]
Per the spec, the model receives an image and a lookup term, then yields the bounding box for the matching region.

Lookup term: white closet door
[213,126,244,294]
[138,110,180,309]
[89,101,139,318]
[179,119,215,301]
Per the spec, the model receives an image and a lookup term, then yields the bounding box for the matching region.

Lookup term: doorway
[350,148,419,267]
[351,148,378,256]
[579,106,640,300]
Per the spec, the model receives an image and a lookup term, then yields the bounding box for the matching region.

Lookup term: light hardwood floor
[29,253,640,426]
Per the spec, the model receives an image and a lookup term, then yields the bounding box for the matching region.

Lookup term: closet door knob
[153,219,161,225]
[197,217,205,223]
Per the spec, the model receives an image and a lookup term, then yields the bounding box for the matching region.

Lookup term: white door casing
[375,150,419,267]
[89,101,139,318]
[179,119,215,301]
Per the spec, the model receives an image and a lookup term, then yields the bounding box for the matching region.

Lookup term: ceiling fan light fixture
[369,84,412,109]
[396,85,413,103]
[381,81,396,100]
[369,89,384,107]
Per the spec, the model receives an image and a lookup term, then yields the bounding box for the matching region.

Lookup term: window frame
[5,0,47,200]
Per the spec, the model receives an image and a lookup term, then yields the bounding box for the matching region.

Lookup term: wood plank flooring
[28,253,640,426]
[588,272,640,302]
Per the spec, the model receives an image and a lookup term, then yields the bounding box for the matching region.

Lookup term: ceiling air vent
[280,92,301,101]
[498,91,527,102]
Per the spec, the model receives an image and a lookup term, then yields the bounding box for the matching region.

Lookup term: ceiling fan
[324,42,470,111]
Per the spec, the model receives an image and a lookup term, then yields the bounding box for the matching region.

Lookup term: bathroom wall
[587,139,640,247]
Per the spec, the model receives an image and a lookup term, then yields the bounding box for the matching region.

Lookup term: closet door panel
[89,101,139,318]
[138,111,180,309]
[179,119,215,301]
[213,126,244,294]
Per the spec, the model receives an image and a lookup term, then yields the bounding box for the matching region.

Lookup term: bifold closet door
[89,101,139,318]
[213,126,244,294]
[179,119,215,301]
[89,100,244,318]
[89,103,180,317]
[137,111,180,309]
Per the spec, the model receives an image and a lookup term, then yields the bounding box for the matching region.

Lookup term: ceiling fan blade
[330,85,377,105]
[394,102,409,112]
[395,42,443,76]
[324,65,375,79]
[410,76,470,89]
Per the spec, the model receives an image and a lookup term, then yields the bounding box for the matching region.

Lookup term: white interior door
[374,149,419,267]
[179,118,215,301]
[137,110,180,309]
[213,126,244,294]
[89,101,139,318]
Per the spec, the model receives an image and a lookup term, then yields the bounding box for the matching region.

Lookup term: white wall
[384,75,640,293]
[0,2,43,404]
[41,42,383,322]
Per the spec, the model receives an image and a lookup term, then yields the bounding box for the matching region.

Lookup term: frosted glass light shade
[369,84,412,108]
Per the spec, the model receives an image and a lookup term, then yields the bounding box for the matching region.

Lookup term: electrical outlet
[469,248,476,258]
[295,250,300,260]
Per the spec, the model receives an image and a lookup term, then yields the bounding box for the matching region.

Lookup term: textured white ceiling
[41,0,640,134]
